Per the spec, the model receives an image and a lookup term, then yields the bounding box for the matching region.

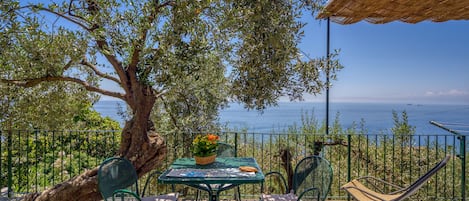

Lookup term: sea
[94,101,469,135]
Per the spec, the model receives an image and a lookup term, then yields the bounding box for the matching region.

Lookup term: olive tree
[0,0,340,200]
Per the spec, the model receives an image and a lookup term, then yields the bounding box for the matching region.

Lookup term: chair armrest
[142,170,176,197]
[355,176,405,193]
[296,187,320,201]
[112,189,141,201]
[262,171,288,194]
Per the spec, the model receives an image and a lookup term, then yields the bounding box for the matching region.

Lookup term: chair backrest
[217,142,236,157]
[98,157,140,200]
[293,156,333,201]
[397,155,451,200]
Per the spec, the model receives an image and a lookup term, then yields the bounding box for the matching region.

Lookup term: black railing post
[234,132,238,157]
[35,130,39,192]
[7,130,13,198]
[458,135,466,201]
[325,17,330,136]
[347,134,351,201]
[0,131,1,193]
[0,130,2,195]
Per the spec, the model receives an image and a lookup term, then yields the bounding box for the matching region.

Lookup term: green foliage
[391,110,416,145]
[0,130,120,192]
[0,82,103,130]
[0,82,121,131]
[391,110,415,135]
[72,103,121,130]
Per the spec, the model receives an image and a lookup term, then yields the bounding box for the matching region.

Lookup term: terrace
[1,130,467,200]
[2,0,468,200]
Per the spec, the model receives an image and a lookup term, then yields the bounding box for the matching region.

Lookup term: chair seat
[341,155,451,201]
[261,192,297,201]
[141,193,179,201]
[341,180,402,201]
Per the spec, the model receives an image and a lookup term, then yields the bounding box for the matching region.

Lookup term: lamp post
[326,17,330,135]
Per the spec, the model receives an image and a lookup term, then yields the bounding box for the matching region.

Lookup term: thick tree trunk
[21,168,100,201]
[21,87,167,201]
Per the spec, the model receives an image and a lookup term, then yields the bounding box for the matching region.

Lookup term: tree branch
[1,76,125,100]
[8,3,129,100]
[95,40,129,90]
[63,59,74,71]
[154,90,167,99]
[157,1,176,9]
[14,3,128,92]
[160,96,182,131]
[67,0,92,26]
[127,1,164,86]
[127,0,175,83]
[80,59,122,85]
[28,5,93,31]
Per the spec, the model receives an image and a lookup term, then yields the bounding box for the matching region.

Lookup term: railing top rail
[1,129,465,136]
[430,120,468,136]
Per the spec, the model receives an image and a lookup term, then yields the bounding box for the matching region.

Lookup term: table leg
[207,190,220,201]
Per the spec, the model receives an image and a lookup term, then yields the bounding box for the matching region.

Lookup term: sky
[297,15,469,105]
[74,4,468,105]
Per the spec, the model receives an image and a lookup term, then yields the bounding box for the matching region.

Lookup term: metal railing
[1,130,467,200]
[0,130,121,197]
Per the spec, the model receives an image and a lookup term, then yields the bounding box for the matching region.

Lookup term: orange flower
[191,134,219,157]
[207,134,219,141]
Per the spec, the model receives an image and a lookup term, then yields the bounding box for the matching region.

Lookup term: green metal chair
[216,142,236,157]
[98,157,178,201]
[195,142,240,201]
[261,155,333,201]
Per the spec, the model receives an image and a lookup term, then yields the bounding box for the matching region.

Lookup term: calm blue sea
[94,101,469,135]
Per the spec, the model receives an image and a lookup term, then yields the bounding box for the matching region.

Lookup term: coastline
[94,100,469,134]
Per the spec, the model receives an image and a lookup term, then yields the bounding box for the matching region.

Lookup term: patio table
[158,157,264,201]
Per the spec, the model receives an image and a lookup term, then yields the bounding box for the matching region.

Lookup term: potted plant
[192,133,219,165]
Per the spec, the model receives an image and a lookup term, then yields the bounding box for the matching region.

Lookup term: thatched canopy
[317,0,469,24]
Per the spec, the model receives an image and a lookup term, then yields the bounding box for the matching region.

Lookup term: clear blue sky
[298,15,469,105]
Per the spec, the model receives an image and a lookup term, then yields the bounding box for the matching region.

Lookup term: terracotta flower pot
[194,154,216,165]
